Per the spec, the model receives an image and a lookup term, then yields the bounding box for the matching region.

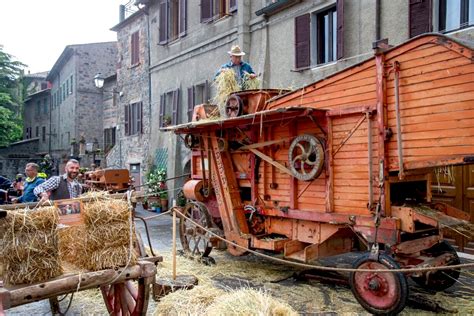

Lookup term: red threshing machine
[166,34,474,314]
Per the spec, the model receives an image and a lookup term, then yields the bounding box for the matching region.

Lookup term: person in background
[34,159,83,202]
[215,44,256,88]
[12,173,24,194]
[12,163,45,203]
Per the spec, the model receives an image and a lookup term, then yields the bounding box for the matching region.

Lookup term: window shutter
[124,104,130,136]
[336,0,344,60]
[201,0,213,23]
[131,32,139,64]
[179,0,187,37]
[204,80,209,103]
[159,0,169,45]
[295,14,310,69]
[172,89,180,125]
[187,86,195,122]
[139,102,143,134]
[409,0,432,37]
[160,94,165,127]
[229,0,237,13]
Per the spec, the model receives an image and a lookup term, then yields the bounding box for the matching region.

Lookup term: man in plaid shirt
[34,159,83,201]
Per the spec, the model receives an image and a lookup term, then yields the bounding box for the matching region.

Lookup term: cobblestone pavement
[5,207,474,315]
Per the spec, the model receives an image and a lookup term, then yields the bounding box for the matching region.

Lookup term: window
[125,102,143,136]
[43,98,48,115]
[41,82,48,90]
[187,81,209,122]
[201,0,237,23]
[36,100,41,116]
[66,79,69,96]
[160,89,180,126]
[159,0,187,45]
[36,126,39,137]
[294,1,343,69]
[439,0,474,32]
[62,83,66,101]
[69,75,73,94]
[131,31,140,65]
[103,127,116,152]
[42,126,46,142]
[25,127,31,139]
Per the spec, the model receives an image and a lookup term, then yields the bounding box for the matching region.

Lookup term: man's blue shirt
[18,177,45,203]
[215,61,255,85]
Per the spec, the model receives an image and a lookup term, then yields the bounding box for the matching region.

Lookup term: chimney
[119,5,125,22]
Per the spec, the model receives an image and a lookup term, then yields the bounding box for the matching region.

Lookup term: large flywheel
[288,134,325,181]
[179,201,213,257]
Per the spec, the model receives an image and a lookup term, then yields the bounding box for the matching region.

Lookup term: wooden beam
[248,148,294,178]
[326,104,376,117]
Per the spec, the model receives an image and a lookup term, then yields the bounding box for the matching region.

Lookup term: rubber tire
[349,253,408,315]
[411,240,460,291]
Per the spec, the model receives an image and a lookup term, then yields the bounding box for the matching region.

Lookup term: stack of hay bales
[0,207,62,285]
[79,199,137,270]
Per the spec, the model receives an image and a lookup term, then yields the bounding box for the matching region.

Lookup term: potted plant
[162,115,172,127]
[146,167,167,204]
[150,201,161,213]
[159,190,168,211]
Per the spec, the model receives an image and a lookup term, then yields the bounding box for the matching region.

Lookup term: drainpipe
[375,0,381,41]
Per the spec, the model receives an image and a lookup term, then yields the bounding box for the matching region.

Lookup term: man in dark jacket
[13,163,45,203]
[34,159,82,202]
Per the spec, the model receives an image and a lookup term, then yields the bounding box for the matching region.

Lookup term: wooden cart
[0,196,162,315]
[168,34,474,314]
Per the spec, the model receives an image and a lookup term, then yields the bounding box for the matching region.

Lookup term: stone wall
[0,139,41,179]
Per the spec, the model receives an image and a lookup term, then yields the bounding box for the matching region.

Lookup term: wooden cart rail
[0,260,158,311]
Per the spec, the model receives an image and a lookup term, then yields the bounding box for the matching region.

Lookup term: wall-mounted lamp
[94,73,123,97]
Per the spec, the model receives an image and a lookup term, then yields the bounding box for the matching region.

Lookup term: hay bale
[80,199,137,270]
[1,207,62,285]
[206,288,298,316]
[58,225,87,264]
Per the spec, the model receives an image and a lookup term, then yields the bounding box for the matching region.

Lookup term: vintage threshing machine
[168,34,474,314]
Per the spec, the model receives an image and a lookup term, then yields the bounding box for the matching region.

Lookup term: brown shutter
[172,89,180,125]
[179,0,187,37]
[136,102,143,134]
[409,0,432,37]
[187,86,194,122]
[336,0,344,60]
[124,104,130,136]
[229,0,237,13]
[131,31,139,64]
[159,0,169,45]
[160,94,165,127]
[295,14,310,69]
[201,0,212,23]
[204,80,209,103]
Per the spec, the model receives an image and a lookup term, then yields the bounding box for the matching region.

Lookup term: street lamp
[94,73,105,89]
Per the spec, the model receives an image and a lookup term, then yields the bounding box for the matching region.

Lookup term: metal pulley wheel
[225,94,243,118]
[179,201,213,257]
[217,138,228,152]
[288,134,325,181]
[184,134,200,149]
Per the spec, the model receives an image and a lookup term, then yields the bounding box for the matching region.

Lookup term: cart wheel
[288,134,325,181]
[225,94,243,118]
[100,278,150,316]
[411,240,460,291]
[179,201,213,257]
[349,253,408,315]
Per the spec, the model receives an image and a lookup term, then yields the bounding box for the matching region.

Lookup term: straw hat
[228,45,246,56]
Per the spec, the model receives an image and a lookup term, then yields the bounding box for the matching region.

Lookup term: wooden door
[431,166,463,210]
[463,165,474,222]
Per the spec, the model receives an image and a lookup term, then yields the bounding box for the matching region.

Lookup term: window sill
[291,60,337,72]
[129,62,141,69]
[440,24,474,35]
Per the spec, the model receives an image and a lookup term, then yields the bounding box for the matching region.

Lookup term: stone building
[45,42,117,170]
[23,88,51,155]
[133,0,474,199]
[0,139,41,180]
[106,7,151,188]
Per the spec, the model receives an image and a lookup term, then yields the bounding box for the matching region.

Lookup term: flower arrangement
[146,167,167,195]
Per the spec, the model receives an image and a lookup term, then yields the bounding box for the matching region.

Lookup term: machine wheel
[100,278,150,316]
[411,240,460,291]
[225,94,243,118]
[184,134,200,149]
[288,134,325,181]
[350,253,408,315]
[179,201,213,257]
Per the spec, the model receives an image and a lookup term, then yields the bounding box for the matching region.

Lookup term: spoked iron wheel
[350,253,408,315]
[179,201,213,257]
[288,134,325,181]
[225,95,243,118]
[100,278,150,316]
[411,240,460,291]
